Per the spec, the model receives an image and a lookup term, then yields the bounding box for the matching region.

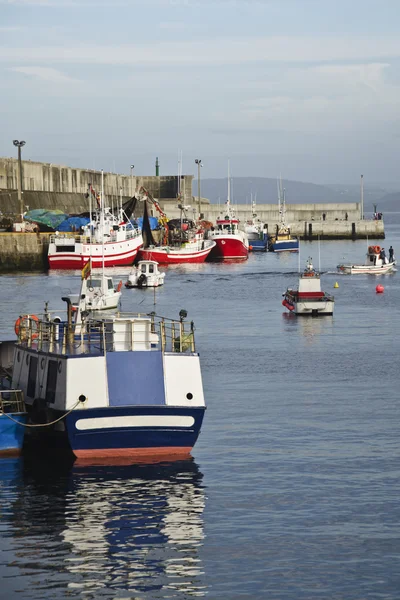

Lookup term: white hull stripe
[75,415,195,431]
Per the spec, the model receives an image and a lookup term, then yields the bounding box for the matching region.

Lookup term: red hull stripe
[74,446,193,459]
[298,292,326,298]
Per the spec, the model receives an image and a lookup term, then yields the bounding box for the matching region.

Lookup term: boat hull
[0,413,27,456]
[65,405,206,459]
[271,239,299,252]
[292,300,334,315]
[208,237,248,261]
[48,238,142,270]
[137,243,214,264]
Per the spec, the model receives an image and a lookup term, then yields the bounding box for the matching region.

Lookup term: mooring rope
[1,397,83,428]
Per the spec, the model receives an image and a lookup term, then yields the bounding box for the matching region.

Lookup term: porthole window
[186,393,193,400]
[41,357,45,370]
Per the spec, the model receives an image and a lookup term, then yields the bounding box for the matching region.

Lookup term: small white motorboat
[125,260,165,288]
[337,245,396,275]
[67,263,122,311]
[282,258,334,316]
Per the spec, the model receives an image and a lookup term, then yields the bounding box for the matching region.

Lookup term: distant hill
[199,177,363,205]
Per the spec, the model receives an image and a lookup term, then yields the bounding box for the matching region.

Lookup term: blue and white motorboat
[0,391,26,456]
[0,343,26,456]
[10,278,206,460]
[269,179,299,252]
[244,198,269,252]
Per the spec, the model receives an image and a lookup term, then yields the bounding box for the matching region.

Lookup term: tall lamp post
[195,159,202,219]
[130,164,134,196]
[13,139,26,222]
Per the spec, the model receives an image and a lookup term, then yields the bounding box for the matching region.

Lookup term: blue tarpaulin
[133,217,159,231]
[58,216,90,232]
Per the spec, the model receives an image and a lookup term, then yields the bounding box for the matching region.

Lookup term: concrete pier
[0,232,51,271]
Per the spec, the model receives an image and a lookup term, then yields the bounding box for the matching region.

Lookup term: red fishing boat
[208,163,248,261]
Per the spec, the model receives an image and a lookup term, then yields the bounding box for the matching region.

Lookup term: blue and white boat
[269,179,299,253]
[10,279,206,460]
[0,389,26,456]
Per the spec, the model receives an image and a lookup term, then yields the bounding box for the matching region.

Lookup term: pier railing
[15,313,196,355]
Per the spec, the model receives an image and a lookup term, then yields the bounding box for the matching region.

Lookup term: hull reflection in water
[4,456,206,599]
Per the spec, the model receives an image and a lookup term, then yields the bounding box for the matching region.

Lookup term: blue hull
[249,238,268,252]
[65,405,206,459]
[0,413,26,456]
[271,239,299,252]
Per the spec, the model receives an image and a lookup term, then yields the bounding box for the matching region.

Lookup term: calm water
[1,217,400,599]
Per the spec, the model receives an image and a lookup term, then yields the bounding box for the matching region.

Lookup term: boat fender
[15,314,39,339]
[116,280,123,292]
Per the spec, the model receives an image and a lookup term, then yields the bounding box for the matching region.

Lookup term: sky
[1,0,400,185]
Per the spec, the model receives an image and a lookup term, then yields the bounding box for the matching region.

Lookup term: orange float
[14,314,39,339]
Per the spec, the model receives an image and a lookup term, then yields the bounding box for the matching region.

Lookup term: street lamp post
[13,139,26,222]
[195,159,202,219]
[130,164,134,196]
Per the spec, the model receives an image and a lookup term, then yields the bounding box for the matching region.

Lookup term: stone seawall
[0,233,51,271]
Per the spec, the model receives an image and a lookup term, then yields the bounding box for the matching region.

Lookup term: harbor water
[1,216,400,599]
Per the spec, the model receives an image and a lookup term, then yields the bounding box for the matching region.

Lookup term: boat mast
[227,159,231,206]
[101,169,105,292]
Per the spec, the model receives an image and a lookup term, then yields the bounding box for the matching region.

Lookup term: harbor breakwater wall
[0,232,51,271]
[0,158,194,211]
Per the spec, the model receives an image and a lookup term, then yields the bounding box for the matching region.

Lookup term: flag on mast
[81,258,92,280]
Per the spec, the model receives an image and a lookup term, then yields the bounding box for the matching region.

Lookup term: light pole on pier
[360,174,364,220]
[195,159,202,219]
[13,139,26,222]
[130,164,135,196]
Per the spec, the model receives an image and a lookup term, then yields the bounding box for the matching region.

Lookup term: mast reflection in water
[1,456,206,599]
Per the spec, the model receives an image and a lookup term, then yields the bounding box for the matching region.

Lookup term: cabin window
[45,360,58,404]
[108,279,113,290]
[149,264,154,273]
[141,265,146,273]
[90,279,102,287]
[27,355,38,398]
[56,245,75,252]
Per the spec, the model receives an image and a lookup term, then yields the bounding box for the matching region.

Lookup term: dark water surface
[1,217,400,599]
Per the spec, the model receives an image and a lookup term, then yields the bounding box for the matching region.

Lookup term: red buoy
[376,284,384,293]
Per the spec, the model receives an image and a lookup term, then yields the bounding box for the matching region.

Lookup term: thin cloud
[1,36,400,66]
[9,66,79,83]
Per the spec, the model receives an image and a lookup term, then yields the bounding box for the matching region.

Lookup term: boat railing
[49,227,141,246]
[15,313,196,355]
[0,389,25,414]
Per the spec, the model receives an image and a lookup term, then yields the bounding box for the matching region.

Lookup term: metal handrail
[0,389,25,414]
[16,313,196,354]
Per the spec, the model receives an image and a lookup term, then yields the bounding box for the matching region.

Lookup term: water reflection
[282,312,334,345]
[2,456,206,599]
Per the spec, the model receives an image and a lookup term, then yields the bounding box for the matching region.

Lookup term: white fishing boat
[48,177,143,269]
[337,245,396,275]
[126,260,165,288]
[282,258,334,316]
[67,262,122,311]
